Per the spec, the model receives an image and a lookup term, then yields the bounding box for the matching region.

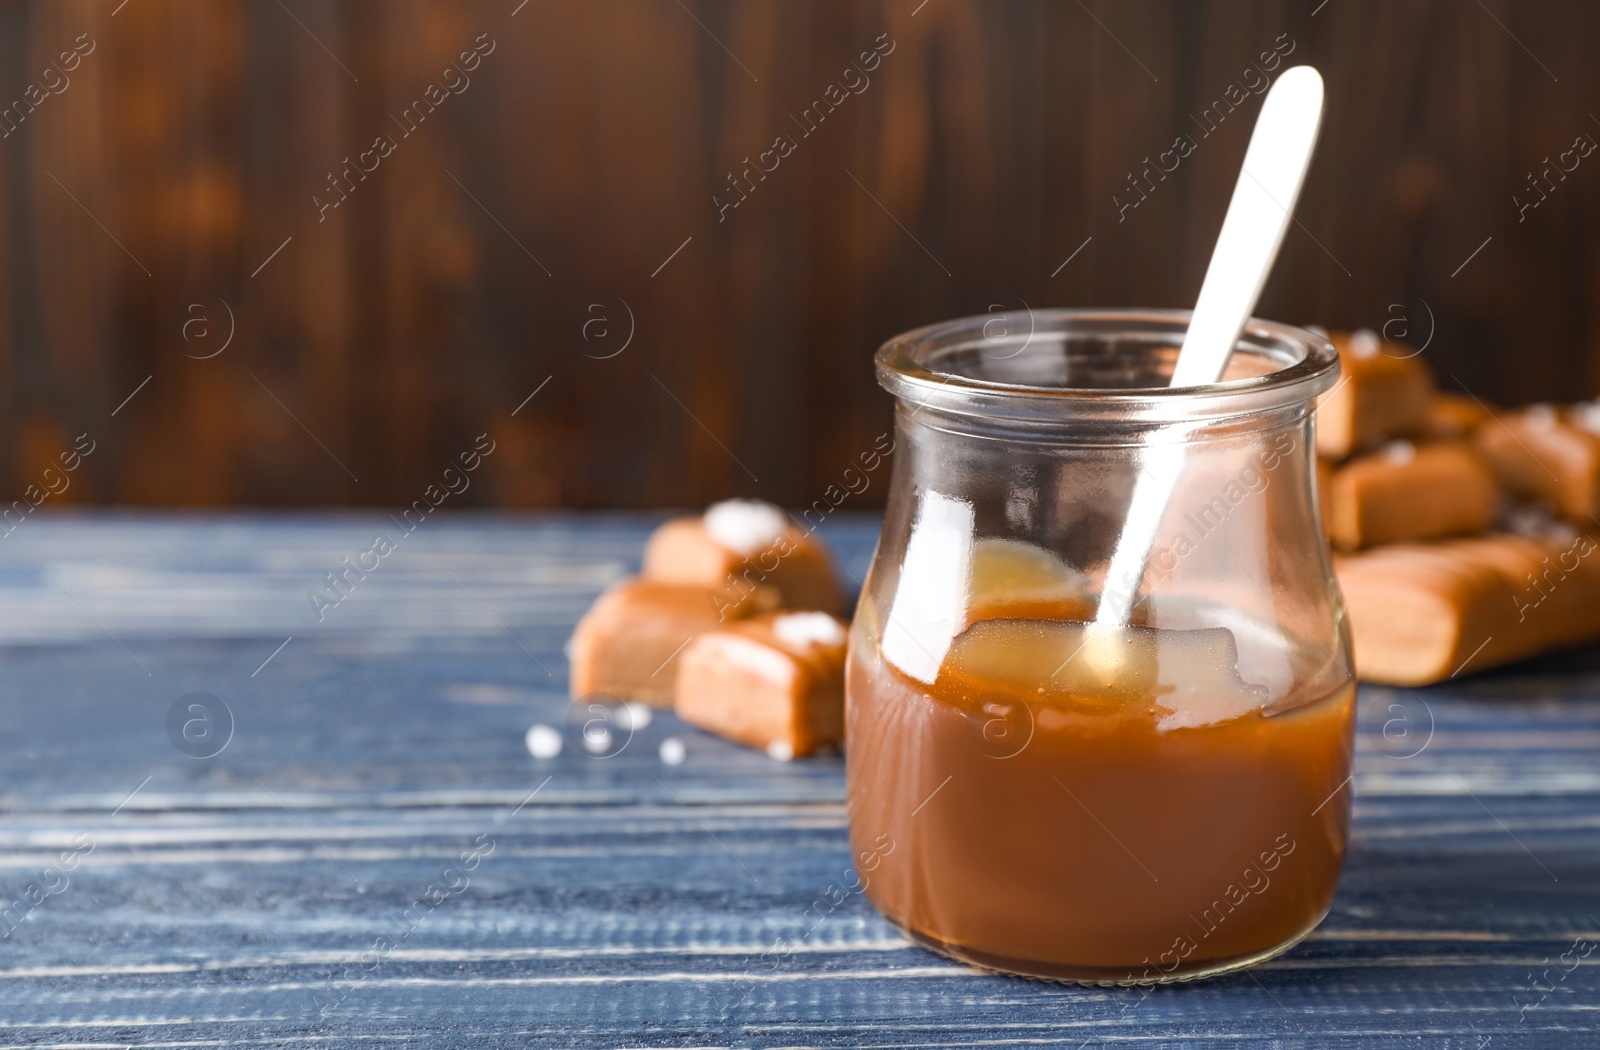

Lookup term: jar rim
[875,308,1340,425]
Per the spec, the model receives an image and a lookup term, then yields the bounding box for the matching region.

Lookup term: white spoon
[1093,65,1325,631]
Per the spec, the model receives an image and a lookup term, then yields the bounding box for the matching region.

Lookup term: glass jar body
[845,310,1355,984]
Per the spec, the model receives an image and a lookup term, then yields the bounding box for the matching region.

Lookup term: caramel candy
[643,499,843,616]
[963,537,1091,627]
[1315,329,1434,459]
[1336,531,1600,685]
[1424,391,1493,440]
[1475,403,1600,523]
[675,611,847,758]
[569,578,774,707]
[1323,440,1498,550]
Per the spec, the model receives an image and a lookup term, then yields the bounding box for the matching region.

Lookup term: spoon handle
[1172,65,1325,386]
[1096,66,1324,627]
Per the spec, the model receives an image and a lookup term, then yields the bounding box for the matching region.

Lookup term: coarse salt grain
[1349,328,1380,359]
[766,740,795,762]
[1526,403,1558,430]
[525,724,563,759]
[1504,504,1577,544]
[1504,505,1550,538]
[704,499,789,556]
[1571,401,1600,435]
[659,737,687,765]
[772,611,845,649]
[1383,440,1416,465]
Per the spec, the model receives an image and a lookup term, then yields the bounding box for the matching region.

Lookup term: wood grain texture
[0,515,1596,1046]
[0,0,1595,511]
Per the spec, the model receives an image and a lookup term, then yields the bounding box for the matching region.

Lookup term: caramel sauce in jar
[846,599,1355,984]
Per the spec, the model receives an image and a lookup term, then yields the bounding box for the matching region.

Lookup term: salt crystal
[659,737,687,765]
[703,499,789,556]
[1503,504,1575,544]
[1383,440,1416,465]
[525,724,563,759]
[1349,328,1380,359]
[766,740,795,762]
[772,611,846,649]
[1503,505,1549,538]
[622,701,653,731]
[1570,401,1600,435]
[1523,403,1557,430]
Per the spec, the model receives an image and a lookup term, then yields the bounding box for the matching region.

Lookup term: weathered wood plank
[0,515,1594,1047]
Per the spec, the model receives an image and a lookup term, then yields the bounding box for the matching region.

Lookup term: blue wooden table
[0,513,1596,1048]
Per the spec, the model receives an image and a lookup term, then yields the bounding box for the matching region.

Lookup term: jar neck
[876,309,1340,432]
[896,399,1315,448]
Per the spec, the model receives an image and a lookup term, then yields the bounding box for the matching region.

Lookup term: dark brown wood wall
[0,0,1594,509]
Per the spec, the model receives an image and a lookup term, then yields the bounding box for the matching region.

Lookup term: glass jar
[846,308,1355,985]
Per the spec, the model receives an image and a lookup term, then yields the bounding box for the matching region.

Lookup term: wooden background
[0,0,1594,509]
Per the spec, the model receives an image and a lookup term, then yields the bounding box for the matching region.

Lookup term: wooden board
[0,514,1595,1047]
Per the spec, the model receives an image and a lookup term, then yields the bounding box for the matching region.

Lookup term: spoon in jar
[1090,65,1325,642]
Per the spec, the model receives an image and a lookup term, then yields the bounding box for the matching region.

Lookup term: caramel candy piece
[1336,531,1600,685]
[1323,440,1498,550]
[1424,391,1493,440]
[963,537,1092,627]
[1475,404,1600,523]
[1315,329,1434,459]
[643,499,842,615]
[569,578,773,707]
[675,611,847,758]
